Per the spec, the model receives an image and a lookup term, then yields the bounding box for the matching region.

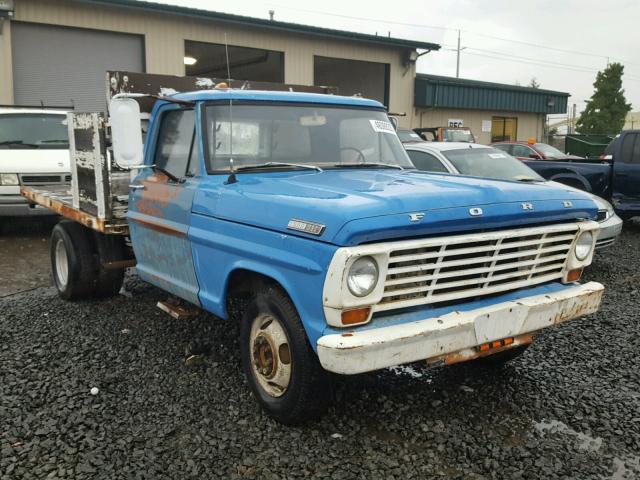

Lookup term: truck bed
[21,184,128,235]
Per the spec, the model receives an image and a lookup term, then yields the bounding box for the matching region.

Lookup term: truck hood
[193,169,598,246]
[0,149,70,173]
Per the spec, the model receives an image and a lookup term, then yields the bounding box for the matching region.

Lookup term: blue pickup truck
[23,79,604,424]
[493,133,640,219]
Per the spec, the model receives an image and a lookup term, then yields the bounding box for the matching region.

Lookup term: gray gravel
[1,224,640,479]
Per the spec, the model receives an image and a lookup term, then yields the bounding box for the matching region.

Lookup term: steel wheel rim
[249,314,292,398]
[54,238,69,287]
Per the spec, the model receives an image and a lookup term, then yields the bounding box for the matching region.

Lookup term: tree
[528,77,540,89]
[577,63,631,134]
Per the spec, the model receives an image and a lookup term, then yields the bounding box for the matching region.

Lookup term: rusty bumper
[316,281,604,375]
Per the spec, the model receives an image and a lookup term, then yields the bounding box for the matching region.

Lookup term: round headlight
[575,231,594,260]
[347,256,379,297]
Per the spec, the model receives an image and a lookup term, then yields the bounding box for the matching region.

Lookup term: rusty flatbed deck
[21,185,129,235]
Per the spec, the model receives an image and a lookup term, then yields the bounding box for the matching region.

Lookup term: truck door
[127,106,201,305]
[612,132,640,210]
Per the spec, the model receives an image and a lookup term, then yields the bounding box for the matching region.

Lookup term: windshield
[442,147,544,182]
[0,114,69,149]
[204,104,413,172]
[443,129,475,143]
[397,129,424,143]
[533,143,566,159]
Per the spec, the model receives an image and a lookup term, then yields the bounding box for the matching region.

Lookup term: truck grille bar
[376,223,579,312]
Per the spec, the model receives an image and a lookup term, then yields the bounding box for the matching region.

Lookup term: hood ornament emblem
[408,212,425,222]
[287,219,325,236]
[521,202,534,211]
[469,207,483,216]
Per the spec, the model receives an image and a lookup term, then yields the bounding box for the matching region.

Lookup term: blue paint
[127,91,600,355]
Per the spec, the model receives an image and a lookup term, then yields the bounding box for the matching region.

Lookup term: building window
[314,56,390,106]
[184,40,284,83]
[491,116,518,142]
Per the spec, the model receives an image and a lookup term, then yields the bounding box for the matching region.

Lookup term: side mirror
[389,116,399,131]
[109,97,144,168]
[529,153,542,160]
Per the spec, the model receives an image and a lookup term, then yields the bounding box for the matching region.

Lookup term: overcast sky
[153,0,640,117]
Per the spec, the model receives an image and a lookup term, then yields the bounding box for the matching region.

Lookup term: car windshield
[534,143,566,159]
[397,129,424,143]
[0,114,69,149]
[204,104,413,172]
[442,147,544,182]
[443,129,475,143]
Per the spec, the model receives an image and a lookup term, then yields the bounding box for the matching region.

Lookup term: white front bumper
[317,281,604,374]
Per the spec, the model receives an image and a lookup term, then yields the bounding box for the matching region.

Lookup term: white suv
[0,108,71,216]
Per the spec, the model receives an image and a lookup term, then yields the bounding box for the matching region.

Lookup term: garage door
[12,23,144,112]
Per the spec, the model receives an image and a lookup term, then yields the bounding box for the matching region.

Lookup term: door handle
[128,184,146,190]
[615,172,628,177]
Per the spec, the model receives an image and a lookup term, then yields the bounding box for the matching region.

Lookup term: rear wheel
[50,221,99,300]
[239,283,330,425]
[93,233,125,298]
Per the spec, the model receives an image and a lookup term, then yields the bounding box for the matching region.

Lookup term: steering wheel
[339,147,366,164]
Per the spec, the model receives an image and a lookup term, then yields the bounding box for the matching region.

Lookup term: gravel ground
[1,223,639,479]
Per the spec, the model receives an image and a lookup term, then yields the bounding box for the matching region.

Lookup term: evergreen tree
[529,77,540,89]
[577,63,631,134]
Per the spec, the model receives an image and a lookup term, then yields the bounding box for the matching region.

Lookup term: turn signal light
[566,268,583,282]
[341,307,371,326]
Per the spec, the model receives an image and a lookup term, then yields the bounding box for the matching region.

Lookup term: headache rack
[20,71,336,234]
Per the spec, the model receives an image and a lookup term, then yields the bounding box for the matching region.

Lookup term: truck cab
[30,79,604,425]
[0,108,70,216]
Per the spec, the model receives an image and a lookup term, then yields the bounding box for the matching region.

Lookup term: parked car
[0,107,70,216]
[405,142,622,249]
[414,126,476,143]
[24,72,604,425]
[490,132,640,220]
[491,140,583,160]
[396,128,425,144]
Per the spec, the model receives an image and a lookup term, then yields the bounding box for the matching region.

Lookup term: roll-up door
[12,22,144,112]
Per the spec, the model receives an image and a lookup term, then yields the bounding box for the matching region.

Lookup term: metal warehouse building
[413,74,570,144]
[0,0,569,141]
[0,0,439,124]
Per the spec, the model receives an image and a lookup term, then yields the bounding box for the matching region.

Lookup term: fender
[188,213,338,348]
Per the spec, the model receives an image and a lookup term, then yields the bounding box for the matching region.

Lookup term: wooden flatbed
[21,185,128,235]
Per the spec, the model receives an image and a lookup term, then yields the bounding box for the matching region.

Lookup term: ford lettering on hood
[193,169,598,246]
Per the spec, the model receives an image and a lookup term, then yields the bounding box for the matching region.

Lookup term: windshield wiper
[235,162,323,173]
[333,162,404,170]
[0,140,40,148]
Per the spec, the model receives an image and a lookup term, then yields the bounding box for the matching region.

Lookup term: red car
[491,141,583,160]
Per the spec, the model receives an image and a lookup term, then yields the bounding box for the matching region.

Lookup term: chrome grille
[377,224,578,312]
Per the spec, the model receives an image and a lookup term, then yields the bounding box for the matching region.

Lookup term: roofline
[79,0,441,52]
[416,73,569,97]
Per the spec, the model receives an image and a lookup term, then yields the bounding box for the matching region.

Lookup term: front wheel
[239,283,330,425]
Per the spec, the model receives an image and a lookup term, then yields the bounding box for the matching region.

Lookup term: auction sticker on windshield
[489,153,507,159]
[370,120,396,134]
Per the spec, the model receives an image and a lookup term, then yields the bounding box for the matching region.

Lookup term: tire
[473,344,530,367]
[50,221,99,300]
[93,232,125,298]
[239,283,330,425]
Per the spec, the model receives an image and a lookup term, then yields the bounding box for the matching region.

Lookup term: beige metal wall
[0,0,416,125]
[412,108,544,145]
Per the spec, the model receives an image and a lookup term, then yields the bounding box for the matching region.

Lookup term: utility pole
[456,30,461,78]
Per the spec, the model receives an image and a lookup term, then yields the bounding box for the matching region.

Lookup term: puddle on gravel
[388,365,433,381]
[534,419,603,452]
[611,456,640,479]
